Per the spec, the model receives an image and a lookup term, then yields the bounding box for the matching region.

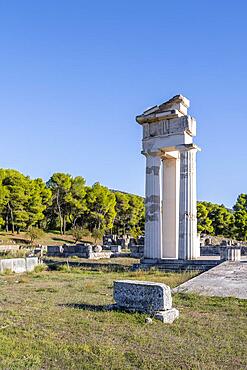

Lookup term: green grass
[0,268,246,369]
[45,256,140,273]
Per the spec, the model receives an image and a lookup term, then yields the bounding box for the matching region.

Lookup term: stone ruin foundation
[47,244,112,260]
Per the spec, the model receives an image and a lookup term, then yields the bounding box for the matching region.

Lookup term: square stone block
[111,245,122,253]
[154,308,179,323]
[113,280,172,313]
[26,257,39,272]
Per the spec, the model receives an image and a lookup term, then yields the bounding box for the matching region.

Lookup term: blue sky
[0,0,246,208]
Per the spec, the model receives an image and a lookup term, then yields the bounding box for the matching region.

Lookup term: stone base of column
[141,258,161,264]
[138,258,221,272]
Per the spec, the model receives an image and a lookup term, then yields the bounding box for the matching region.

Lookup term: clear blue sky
[0,1,246,208]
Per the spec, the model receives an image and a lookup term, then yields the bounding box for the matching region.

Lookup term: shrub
[33,264,48,273]
[26,227,45,245]
[91,228,104,244]
[1,268,13,275]
[57,264,70,272]
[72,227,91,243]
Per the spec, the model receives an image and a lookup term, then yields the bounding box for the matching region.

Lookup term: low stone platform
[173,260,247,299]
[134,257,222,272]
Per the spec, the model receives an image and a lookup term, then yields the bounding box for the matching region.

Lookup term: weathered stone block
[25,257,39,272]
[93,245,102,253]
[0,257,39,273]
[47,245,64,256]
[88,251,112,260]
[0,259,13,272]
[228,247,241,262]
[113,280,172,313]
[154,308,179,323]
[111,245,122,253]
[129,245,144,258]
[12,258,26,273]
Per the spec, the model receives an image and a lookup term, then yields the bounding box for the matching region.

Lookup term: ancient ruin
[0,257,39,273]
[113,280,179,323]
[136,95,200,263]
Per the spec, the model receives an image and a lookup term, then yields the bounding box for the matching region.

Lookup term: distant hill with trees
[0,168,246,241]
[0,169,144,239]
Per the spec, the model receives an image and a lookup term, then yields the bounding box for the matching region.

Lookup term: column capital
[175,143,201,152]
[141,150,162,157]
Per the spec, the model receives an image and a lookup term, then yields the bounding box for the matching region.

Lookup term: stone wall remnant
[47,244,112,260]
[0,257,39,273]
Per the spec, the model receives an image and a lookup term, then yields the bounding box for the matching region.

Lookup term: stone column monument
[136,95,200,263]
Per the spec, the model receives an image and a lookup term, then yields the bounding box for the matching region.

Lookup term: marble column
[144,152,162,260]
[162,153,180,259]
[178,147,199,259]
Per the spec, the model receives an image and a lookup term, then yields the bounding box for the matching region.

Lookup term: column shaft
[162,156,180,258]
[178,149,199,259]
[144,153,162,259]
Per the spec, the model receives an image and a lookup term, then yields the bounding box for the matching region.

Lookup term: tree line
[0,169,144,238]
[197,196,247,240]
[0,168,246,241]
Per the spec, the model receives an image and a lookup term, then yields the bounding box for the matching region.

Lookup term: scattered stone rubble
[103,234,144,258]
[47,243,112,260]
[128,245,144,258]
[46,234,246,261]
[200,236,247,257]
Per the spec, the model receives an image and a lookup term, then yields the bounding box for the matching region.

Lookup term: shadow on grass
[59,303,152,318]
[59,303,116,312]
[51,237,73,243]
[51,237,92,244]
[9,238,29,245]
[46,259,131,272]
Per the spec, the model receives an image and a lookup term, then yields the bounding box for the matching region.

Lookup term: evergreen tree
[0,169,50,232]
[2,169,32,232]
[86,182,116,232]
[197,202,214,234]
[208,203,235,237]
[47,173,87,234]
[113,192,144,237]
[128,194,145,238]
[113,192,131,235]
[233,194,247,240]
[26,178,52,228]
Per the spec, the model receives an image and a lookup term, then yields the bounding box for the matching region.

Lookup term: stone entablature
[139,116,196,140]
[136,94,190,121]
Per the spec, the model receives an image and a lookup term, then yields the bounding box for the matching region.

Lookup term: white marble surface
[174,261,247,299]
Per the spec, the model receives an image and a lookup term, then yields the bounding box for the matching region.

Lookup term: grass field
[0,266,246,369]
